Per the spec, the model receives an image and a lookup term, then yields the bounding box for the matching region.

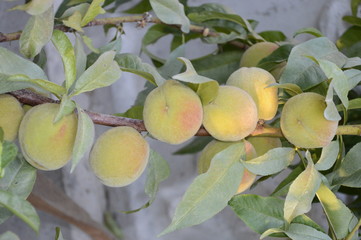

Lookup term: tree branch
[0,15,246,48]
[10,89,281,137]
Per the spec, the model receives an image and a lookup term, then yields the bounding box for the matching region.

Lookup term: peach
[280,92,338,148]
[247,136,282,156]
[227,67,278,120]
[0,94,25,141]
[19,103,77,170]
[89,126,150,187]
[198,140,257,194]
[240,42,279,67]
[143,80,203,144]
[202,86,258,141]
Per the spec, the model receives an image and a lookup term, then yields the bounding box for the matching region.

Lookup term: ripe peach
[202,86,258,141]
[19,103,77,170]
[227,67,278,120]
[280,92,338,148]
[240,42,279,67]
[143,80,203,144]
[0,94,25,141]
[198,140,257,194]
[89,126,150,187]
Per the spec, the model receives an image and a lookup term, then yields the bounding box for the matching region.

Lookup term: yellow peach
[89,126,150,187]
[280,92,338,148]
[0,94,25,141]
[240,42,279,68]
[203,86,258,141]
[198,140,257,194]
[143,80,203,144]
[227,67,278,120]
[19,103,77,170]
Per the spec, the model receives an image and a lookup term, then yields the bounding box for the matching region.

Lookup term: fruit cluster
[0,42,339,191]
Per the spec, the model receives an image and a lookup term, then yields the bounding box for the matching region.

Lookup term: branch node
[136,12,152,28]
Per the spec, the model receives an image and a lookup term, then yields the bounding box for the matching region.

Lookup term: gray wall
[0,0,351,239]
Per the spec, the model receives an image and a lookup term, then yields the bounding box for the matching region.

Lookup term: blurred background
[0,0,353,239]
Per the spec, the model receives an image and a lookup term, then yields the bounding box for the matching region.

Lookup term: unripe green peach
[240,42,279,67]
[143,80,203,144]
[89,126,150,187]
[198,140,257,194]
[247,136,282,156]
[280,92,338,148]
[227,67,278,120]
[19,103,78,170]
[203,86,258,141]
[0,94,25,141]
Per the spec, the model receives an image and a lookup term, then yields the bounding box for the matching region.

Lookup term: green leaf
[293,27,324,38]
[80,0,105,26]
[343,57,361,68]
[345,69,361,90]
[53,95,76,123]
[0,74,66,97]
[324,81,341,121]
[316,183,355,239]
[0,190,39,233]
[241,147,295,176]
[150,0,190,33]
[267,83,302,96]
[159,142,246,236]
[318,59,349,108]
[114,105,144,120]
[124,0,152,13]
[280,37,347,90]
[192,51,243,84]
[158,45,185,80]
[188,11,263,40]
[19,6,54,59]
[0,47,48,80]
[259,30,287,42]
[10,0,54,15]
[173,136,213,155]
[229,194,323,235]
[260,228,284,239]
[63,11,83,32]
[337,98,361,111]
[81,35,100,53]
[284,153,321,223]
[333,142,361,187]
[114,53,165,86]
[71,51,122,96]
[54,227,64,240]
[284,223,332,240]
[351,0,361,16]
[70,105,95,173]
[51,30,77,91]
[59,2,89,19]
[337,26,361,49]
[0,142,18,169]
[124,150,170,213]
[258,44,293,72]
[315,141,339,171]
[75,34,87,79]
[343,16,361,27]
[271,166,304,197]
[0,231,20,240]
[202,32,245,44]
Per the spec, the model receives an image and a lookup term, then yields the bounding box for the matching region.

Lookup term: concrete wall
[0,0,352,239]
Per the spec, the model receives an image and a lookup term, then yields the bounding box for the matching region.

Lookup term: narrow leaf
[80,0,105,26]
[53,95,76,123]
[71,51,121,96]
[267,83,302,96]
[0,190,40,233]
[285,223,332,240]
[324,82,341,121]
[19,6,54,59]
[315,141,339,171]
[241,147,295,176]
[10,0,53,15]
[316,183,355,239]
[150,0,190,33]
[51,30,77,91]
[345,69,361,90]
[75,35,87,79]
[159,142,246,236]
[293,27,324,38]
[284,154,321,223]
[70,106,95,173]
[55,227,64,240]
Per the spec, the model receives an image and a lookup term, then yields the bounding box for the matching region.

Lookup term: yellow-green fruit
[203,86,258,141]
[198,140,257,194]
[143,80,203,144]
[0,94,25,141]
[247,136,282,156]
[227,67,278,120]
[240,42,279,67]
[89,126,150,187]
[280,92,338,148]
[19,103,78,170]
